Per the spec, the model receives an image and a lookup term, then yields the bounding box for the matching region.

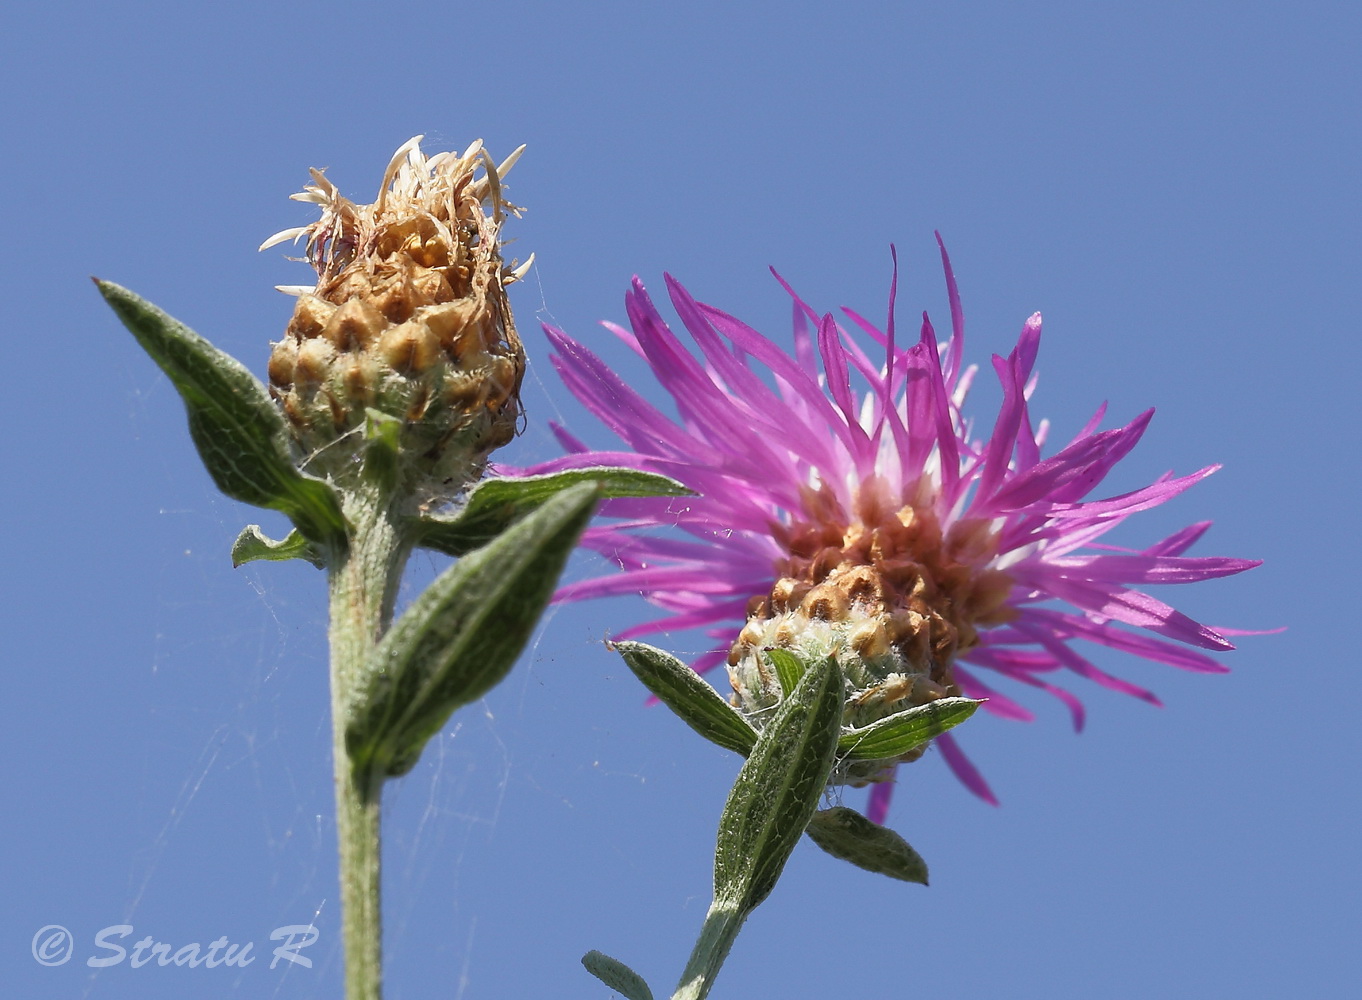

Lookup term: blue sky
[3,2,1358,998]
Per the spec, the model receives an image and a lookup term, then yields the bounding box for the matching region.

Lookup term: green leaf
[805,806,929,885]
[415,468,690,557]
[230,525,324,568]
[714,656,844,914]
[97,280,346,547]
[764,648,805,696]
[838,697,981,761]
[360,407,403,488]
[581,950,654,1000]
[364,407,403,452]
[347,482,600,777]
[612,641,757,757]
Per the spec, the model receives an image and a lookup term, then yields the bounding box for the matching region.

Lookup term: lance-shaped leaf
[612,641,758,757]
[764,648,805,695]
[581,950,655,1000]
[231,525,323,568]
[805,806,929,885]
[415,468,690,557]
[348,482,599,777]
[837,696,981,761]
[97,280,346,547]
[714,655,843,914]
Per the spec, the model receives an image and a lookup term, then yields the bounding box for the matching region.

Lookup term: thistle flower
[261,135,532,503]
[513,239,1258,813]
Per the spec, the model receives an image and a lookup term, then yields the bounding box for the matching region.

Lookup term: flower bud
[261,136,530,504]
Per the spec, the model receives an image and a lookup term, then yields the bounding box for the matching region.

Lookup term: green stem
[671,899,747,1000]
[327,479,411,1000]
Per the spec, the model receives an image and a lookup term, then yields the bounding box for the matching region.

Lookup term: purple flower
[510,238,1258,816]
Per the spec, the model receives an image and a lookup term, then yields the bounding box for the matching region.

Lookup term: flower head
[517,239,1258,813]
[261,136,532,503]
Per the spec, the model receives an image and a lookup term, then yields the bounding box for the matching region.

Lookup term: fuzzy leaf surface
[765,648,805,695]
[714,655,843,914]
[231,525,323,568]
[415,469,689,557]
[613,641,757,757]
[805,806,929,884]
[348,483,599,776]
[838,697,981,760]
[97,280,345,547]
[581,950,654,1000]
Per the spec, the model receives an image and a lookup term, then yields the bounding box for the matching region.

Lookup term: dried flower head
[508,239,1259,815]
[261,136,532,503]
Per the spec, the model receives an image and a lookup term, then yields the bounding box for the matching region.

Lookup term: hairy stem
[327,481,410,1000]
[671,900,747,1000]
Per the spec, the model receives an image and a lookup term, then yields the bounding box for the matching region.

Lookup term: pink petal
[936,733,999,806]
